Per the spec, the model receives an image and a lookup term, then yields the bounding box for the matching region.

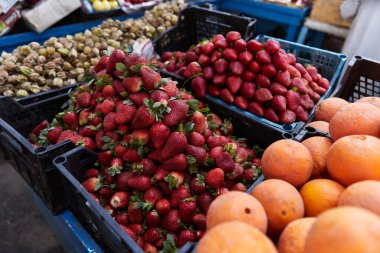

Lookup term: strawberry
[316,86,327,96]
[94,129,104,148]
[234,39,247,51]
[82,177,100,193]
[47,127,63,144]
[150,90,169,105]
[256,50,271,64]
[271,95,287,112]
[161,51,173,62]
[79,137,96,151]
[179,200,197,223]
[238,51,253,65]
[31,120,48,137]
[197,192,213,213]
[262,63,277,77]
[241,81,256,99]
[309,81,319,92]
[242,70,255,81]
[287,53,296,64]
[270,82,288,95]
[279,110,297,124]
[294,63,307,75]
[207,86,220,97]
[162,80,179,98]
[215,38,229,49]
[190,111,207,134]
[128,203,144,224]
[94,55,109,72]
[146,210,160,227]
[300,94,315,110]
[99,187,113,200]
[78,110,91,126]
[203,66,214,80]
[130,129,150,145]
[166,61,176,72]
[184,62,202,78]
[161,210,180,232]
[212,34,225,44]
[318,77,330,89]
[188,131,205,147]
[115,213,129,226]
[186,145,207,164]
[129,93,149,107]
[140,66,161,90]
[231,182,247,192]
[276,71,291,87]
[222,48,238,62]
[191,76,207,98]
[229,61,244,75]
[143,227,161,243]
[161,153,187,171]
[103,112,117,131]
[136,236,144,248]
[110,192,130,209]
[77,92,92,107]
[90,114,102,126]
[144,186,163,206]
[64,111,78,130]
[149,123,170,149]
[228,163,244,180]
[254,88,273,103]
[131,106,155,130]
[85,168,99,178]
[156,199,170,216]
[178,229,195,247]
[215,187,230,197]
[291,78,308,95]
[265,39,281,54]
[201,41,215,55]
[264,107,280,123]
[249,60,261,73]
[255,74,270,88]
[198,54,211,67]
[137,158,156,176]
[234,96,248,110]
[286,90,301,111]
[212,73,227,87]
[220,88,234,103]
[226,31,241,43]
[161,132,187,160]
[189,176,206,194]
[273,52,290,71]
[101,99,116,114]
[163,100,189,127]
[103,85,115,98]
[306,65,318,81]
[127,175,151,191]
[247,39,263,52]
[122,76,143,93]
[98,150,113,165]
[114,103,137,125]
[215,152,235,173]
[123,148,140,162]
[144,243,158,253]
[206,168,224,188]
[185,51,199,63]
[149,150,165,163]
[295,106,309,122]
[164,171,185,190]
[120,225,137,241]
[214,59,228,74]
[287,65,301,78]
[170,185,191,207]
[129,224,144,235]
[106,49,126,72]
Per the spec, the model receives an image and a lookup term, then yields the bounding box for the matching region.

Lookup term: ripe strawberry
[102,85,115,98]
[198,54,211,67]
[128,203,144,224]
[206,135,228,149]
[165,171,185,190]
[287,53,296,64]
[144,186,163,206]
[163,100,189,126]
[227,163,244,181]
[161,132,187,160]
[161,153,187,171]
[129,224,144,235]
[306,65,318,81]
[188,132,205,147]
[115,213,129,226]
[262,63,277,77]
[242,70,255,81]
[90,114,102,126]
[185,51,198,63]
[143,227,161,243]
[309,81,319,92]
[178,229,195,247]
[94,55,109,72]
[184,62,202,78]
[64,111,78,130]
[220,88,234,103]
[286,90,301,111]
[161,51,173,61]
[79,137,96,151]
[103,112,117,131]
[47,127,63,144]
[295,106,309,122]
[127,175,151,191]
[101,99,116,114]
[234,96,248,110]
[256,50,271,64]
[110,192,130,209]
[287,65,301,78]
[276,70,292,87]
[185,145,207,164]
[162,80,179,98]
[197,192,213,213]
[170,185,191,207]
[85,168,99,178]
[189,176,206,194]
[214,59,228,74]
[99,187,113,200]
[150,90,169,105]
[300,94,315,110]
[98,150,113,165]
[241,81,256,99]
[273,52,290,71]
[210,50,222,64]
[114,144,128,158]
[270,82,288,95]
[249,60,261,73]
[122,76,143,93]
[234,39,247,51]
[264,107,280,123]
[191,76,207,98]
[146,210,160,227]
[212,34,225,44]
[226,31,241,43]
[207,86,221,97]
[254,88,273,103]
[215,187,230,197]
[215,152,235,173]
[206,168,224,188]
[161,210,180,232]
[82,177,99,193]
[212,73,227,86]
[215,38,229,49]
[229,61,245,79]
[190,111,207,134]
[156,199,170,216]
[247,39,263,52]
[223,48,238,62]
[123,148,140,162]
[291,78,308,95]
[279,110,297,124]
[316,86,327,96]
[120,225,137,241]
[265,39,281,54]
[318,77,330,89]
[129,92,149,107]
[191,213,206,231]
[140,66,161,91]
[136,236,144,248]
[271,95,287,112]
[106,49,126,72]
[255,74,270,88]
[149,150,165,163]
[179,200,197,224]
[201,41,215,55]
[144,243,158,253]
[231,182,247,192]
[131,106,155,130]
[203,66,214,80]
[78,110,91,126]
[130,129,150,145]
[149,123,170,149]
[100,167,114,184]
[138,158,156,176]
[77,92,92,107]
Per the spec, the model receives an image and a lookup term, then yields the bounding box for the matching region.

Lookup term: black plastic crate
[333,56,380,101]
[153,4,257,55]
[0,84,79,214]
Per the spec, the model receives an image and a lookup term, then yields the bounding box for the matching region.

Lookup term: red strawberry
[78,110,91,126]
[220,88,234,103]
[85,168,99,178]
[228,163,244,181]
[287,53,296,64]
[231,182,247,192]
[93,129,103,148]
[163,100,189,127]
[276,71,291,87]
[123,148,140,162]
[161,132,187,160]
[103,112,117,131]
[79,137,96,151]
[255,74,270,88]
[294,63,307,75]
[31,120,48,137]
[130,129,150,145]
[291,78,308,95]
[205,168,224,188]
[295,106,309,122]
[264,107,280,123]
[82,177,99,193]
[234,39,247,51]
[138,158,156,176]
[306,65,318,81]
[229,61,244,75]
[254,88,273,103]
[242,70,255,81]
[98,150,113,165]
[110,192,130,209]
[273,52,289,71]
[115,213,129,226]
[161,210,180,232]
[47,127,63,144]
[102,84,115,98]
[106,49,126,72]
[212,34,225,44]
[178,230,195,247]
[186,145,207,164]
[238,51,253,65]
[189,176,206,194]
[188,132,205,147]
[279,110,297,124]
[256,50,271,64]
[149,123,170,149]
[114,104,136,125]
[207,86,220,97]
[203,66,214,80]
[162,80,179,98]
[136,236,144,248]
[286,90,301,111]
[265,39,281,55]
[179,200,197,224]
[212,73,227,87]
[215,187,229,197]
[309,81,319,92]
[128,203,143,224]
[206,135,228,149]
[198,54,211,67]
[77,92,92,107]
[215,152,235,173]
[144,243,157,253]
[249,60,261,73]
[234,96,248,110]
[210,50,222,63]
[300,94,315,110]
[144,186,163,207]
[140,66,161,91]
[150,90,169,105]
[226,31,241,43]
[287,65,301,78]
[241,82,256,99]
[190,111,207,134]
[129,224,144,236]
[185,51,199,63]
[117,171,133,191]
[197,192,213,213]
[131,106,155,130]
[149,150,165,163]
[271,95,287,112]
[270,82,288,95]
[156,199,170,216]
[120,225,137,241]
[247,39,263,52]
[316,86,327,96]
[143,227,161,243]
[164,171,185,190]
[129,93,149,107]
[214,59,228,74]
[262,63,277,77]
[318,77,330,89]
[122,76,142,93]
[190,76,207,99]
[146,210,160,227]
[201,41,215,55]
[127,175,151,191]
[226,75,244,94]
[184,62,202,78]
[64,111,78,130]
[170,185,190,207]
[215,38,229,49]
[161,154,187,171]
[101,99,116,115]
[94,55,109,72]
[223,48,238,62]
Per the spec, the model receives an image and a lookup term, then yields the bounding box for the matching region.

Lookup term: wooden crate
[310,0,352,28]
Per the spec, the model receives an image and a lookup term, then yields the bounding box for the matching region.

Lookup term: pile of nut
[0,0,186,97]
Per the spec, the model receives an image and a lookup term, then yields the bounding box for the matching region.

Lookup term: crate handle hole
[339,54,347,59]
[282,133,294,139]
[54,156,66,164]
[282,124,293,131]
[35,146,47,153]
[305,126,317,133]
[354,55,362,60]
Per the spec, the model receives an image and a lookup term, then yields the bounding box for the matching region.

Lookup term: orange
[277,217,316,253]
[261,139,313,187]
[301,137,333,177]
[251,179,305,236]
[306,121,329,134]
[355,96,380,109]
[338,180,380,216]
[314,97,349,122]
[206,191,267,233]
[329,103,380,140]
[299,179,345,216]
[305,206,380,253]
[327,135,380,186]
[196,221,277,253]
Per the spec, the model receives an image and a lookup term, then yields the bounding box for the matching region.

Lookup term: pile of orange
[195,97,380,253]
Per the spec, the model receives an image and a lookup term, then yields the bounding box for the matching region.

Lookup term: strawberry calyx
[177,122,195,136]
[107,166,123,176]
[186,156,198,174]
[164,174,180,190]
[160,234,177,253]
[144,98,171,122]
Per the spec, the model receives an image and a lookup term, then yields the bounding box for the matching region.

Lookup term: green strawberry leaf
[116,62,127,72]
[186,99,200,112]
[107,166,122,176]
[164,174,179,190]
[159,234,177,253]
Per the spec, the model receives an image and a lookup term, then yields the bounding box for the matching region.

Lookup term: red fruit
[124,54,148,70]
[77,92,92,107]
[184,62,202,78]
[225,75,243,94]
[144,243,157,253]
[243,168,255,183]
[234,96,248,110]
[270,82,288,95]
[248,101,264,116]
[185,51,198,63]
[82,177,99,193]
[189,176,205,194]
[291,78,308,95]
[143,227,161,243]
[318,77,330,89]
[129,93,149,107]
[64,111,78,130]
[106,49,126,72]
[256,50,271,64]
[279,110,297,124]
[78,110,90,126]
[139,158,157,176]
[247,39,263,52]
[210,50,222,63]
[178,229,195,247]
[163,100,189,127]
[300,94,315,110]
[212,73,227,87]
[242,70,255,81]
[286,90,301,111]
[214,59,228,74]
[220,88,234,103]
[229,61,244,75]
[161,210,180,232]
[249,60,261,73]
[165,171,185,190]
[222,48,238,62]
[316,86,327,96]
[123,148,140,162]
[294,63,307,75]
[103,112,117,131]
[228,163,244,181]
[161,132,187,160]
[161,51,173,62]
[127,175,151,191]
[295,106,309,122]
[273,52,290,71]
[226,31,241,43]
[130,129,150,145]
[287,53,296,64]
[241,82,256,99]
[287,65,301,78]
[212,34,225,44]
[162,153,187,171]
[306,65,318,81]
[115,213,129,226]
[215,152,235,173]
[192,214,206,231]
[271,95,287,112]
[117,171,133,191]
[207,135,228,149]
[101,99,116,115]
[47,127,63,144]
[170,185,191,207]
[215,38,229,49]
[166,61,176,72]
[146,210,160,227]
[234,39,247,51]
[207,86,221,97]
[114,105,137,125]
[94,55,109,72]
[203,66,214,80]
[110,192,130,209]
[191,76,207,98]
[255,74,270,88]
[264,107,280,123]
[276,71,291,87]
[262,63,277,77]
[156,199,170,216]
[201,42,215,55]
[179,201,197,223]
[120,225,137,241]
[197,192,213,213]
[85,168,99,178]
[128,203,143,224]
[265,39,281,55]
[144,186,163,207]
[198,54,210,67]
[162,80,179,98]
[215,187,229,197]
[188,132,205,147]
[80,137,96,151]
[140,66,161,91]
[149,150,165,163]
[122,76,142,93]
[186,145,207,164]
[205,168,224,188]
[131,106,155,130]
[136,236,144,248]
[254,88,273,103]
[190,111,207,134]
[149,123,170,150]
[98,150,113,165]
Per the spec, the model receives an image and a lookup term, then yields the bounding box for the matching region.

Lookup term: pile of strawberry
[158,31,331,125]
[29,50,262,252]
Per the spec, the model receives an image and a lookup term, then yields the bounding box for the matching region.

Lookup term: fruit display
[27,50,262,252]
[158,31,332,125]
[89,0,120,11]
[0,0,186,97]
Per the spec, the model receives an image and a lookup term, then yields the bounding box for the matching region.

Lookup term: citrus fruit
[301,137,332,177]
[314,97,349,122]
[306,121,329,134]
[355,96,380,109]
